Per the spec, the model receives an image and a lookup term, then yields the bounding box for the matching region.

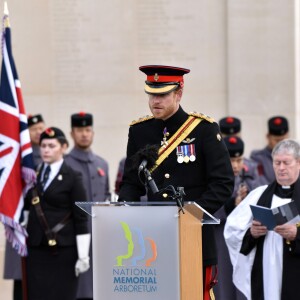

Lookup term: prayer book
[250,201,300,230]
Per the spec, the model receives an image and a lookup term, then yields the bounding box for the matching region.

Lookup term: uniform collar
[156,106,188,134]
[69,147,94,162]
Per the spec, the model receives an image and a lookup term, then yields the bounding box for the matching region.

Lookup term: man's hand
[250,220,268,238]
[274,223,297,241]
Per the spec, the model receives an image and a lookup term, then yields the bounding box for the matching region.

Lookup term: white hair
[272,139,300,160]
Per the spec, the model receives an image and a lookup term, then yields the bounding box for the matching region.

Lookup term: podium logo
[116,221,157,267]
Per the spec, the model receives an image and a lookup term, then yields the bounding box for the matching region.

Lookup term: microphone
[144,168,159,194]
[138,159,148,172]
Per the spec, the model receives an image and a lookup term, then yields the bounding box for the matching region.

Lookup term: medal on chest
[176,144,196,163]
[161,127,169,148]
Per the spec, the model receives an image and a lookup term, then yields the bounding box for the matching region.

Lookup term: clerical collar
[275,183,294,198]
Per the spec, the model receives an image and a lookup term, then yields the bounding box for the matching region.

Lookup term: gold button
[162,193,168,198]
[165,173,170,179]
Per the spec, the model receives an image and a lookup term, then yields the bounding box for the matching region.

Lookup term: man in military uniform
[214,136,261,300]
[28,113,46,168]
[64,112,110,300]
[118,65,234,299]
[250,115,289,184]
[219,116,261,186]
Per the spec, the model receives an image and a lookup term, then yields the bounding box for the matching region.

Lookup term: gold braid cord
[209,287,215,300]
[150,116,202,173]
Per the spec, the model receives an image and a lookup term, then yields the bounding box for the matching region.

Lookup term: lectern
[76,201,219,300]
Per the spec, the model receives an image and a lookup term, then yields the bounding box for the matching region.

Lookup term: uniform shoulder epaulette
[130,115,154,126]
[189,112,214,123]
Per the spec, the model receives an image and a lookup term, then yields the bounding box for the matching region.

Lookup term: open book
[250,201,300,230]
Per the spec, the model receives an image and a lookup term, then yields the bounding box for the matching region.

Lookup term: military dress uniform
[64,112,110,299]
[119,65,234,299]
[119,105,233,259]
[24,127,89,300]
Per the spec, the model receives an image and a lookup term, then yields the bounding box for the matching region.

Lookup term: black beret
[224,136,244,157]
[28,114,44,127]
[219,116,241,135]
[139,65,190,95]
[71,112,93,127]
[268,116,289,136]
[40,127,68,145]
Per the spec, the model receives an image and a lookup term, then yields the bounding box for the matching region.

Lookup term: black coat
[25,162,88,247]
[119,106,234,266]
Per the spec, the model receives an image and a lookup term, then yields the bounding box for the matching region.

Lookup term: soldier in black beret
[64,112,110,300]
[28,114,46,168]
[118,65,234,299]
[214,136,261,300]
[250,115,289,184]
[24,126,90,300]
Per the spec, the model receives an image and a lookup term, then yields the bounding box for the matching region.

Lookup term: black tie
[41,165,51,189]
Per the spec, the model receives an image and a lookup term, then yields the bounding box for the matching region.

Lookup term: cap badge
[45,128,55,137]
[32,117,38,123]
[154,73,159,81]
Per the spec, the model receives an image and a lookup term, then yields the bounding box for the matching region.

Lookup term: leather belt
[31,189,71,250]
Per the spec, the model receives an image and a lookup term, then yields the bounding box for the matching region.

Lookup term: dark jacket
[25,162,88,247]
[119,106,234,266]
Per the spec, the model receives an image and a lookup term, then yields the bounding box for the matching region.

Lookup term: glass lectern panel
[76,201,220,225]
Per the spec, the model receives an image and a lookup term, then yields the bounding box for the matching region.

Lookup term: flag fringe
[0,213,28,256]
[22,166,36,193]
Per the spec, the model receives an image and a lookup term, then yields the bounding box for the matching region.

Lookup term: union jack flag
[0,13,36,256]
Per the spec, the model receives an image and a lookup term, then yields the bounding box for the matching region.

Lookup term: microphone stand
[139,167,185,214]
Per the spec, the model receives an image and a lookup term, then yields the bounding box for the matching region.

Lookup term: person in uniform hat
[219,116,262,185]
[23,127,90,300]
[28,113,46,168]
[118,65,234,299]
[3,113,45,300]
[250,115,289,185]
[214,136,261,300]
[64,112,110,300]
